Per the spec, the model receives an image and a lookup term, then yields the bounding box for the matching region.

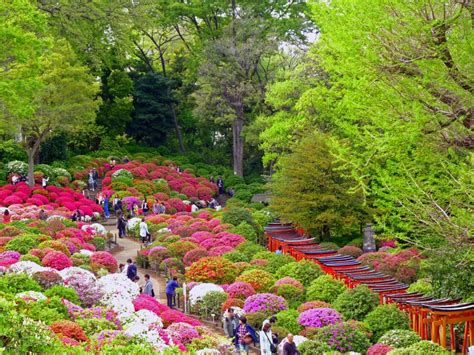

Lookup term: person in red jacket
[3,210,11,223]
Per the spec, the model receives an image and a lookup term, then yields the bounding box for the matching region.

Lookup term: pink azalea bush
[298,308,343,328]
[41,251,73,270]
[243,293,288,314]
[90,252,118,273]
[367,343,394,355]
[133,294,169,315]
[226,282,256,300]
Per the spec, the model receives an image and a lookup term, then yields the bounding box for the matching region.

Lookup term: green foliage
[275,309,303,334]
[0,274,42,294]
[0,140,27,163]
[407,279,433,296]
[44,285,80,304]
[387,340,450,354]
[91,237,106,251]
[310,322,371,353]
[299,340,333,354]
[378,329,421,348]
[76,318,117,336]
[275,284,304,309]
[245,311,267,330]
[235,241,266,259]
[229,222,257,242]
[319,242,340,251]
[275,260,324,287]
[22,296,69,325]
[365,304,410,341]
[222,206,255,228]
[306,275,346,303]
[20,255,41,264]
[269,133,369,240]
[333,285,379,321]
[222,251,249,263]
[198,291,228,318]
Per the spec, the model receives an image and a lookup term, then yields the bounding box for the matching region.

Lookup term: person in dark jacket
[126,259,137,281]
[217,176,224,195]
[234,316,258,355]
[165,276,179,308]
[117,214,127,238]
[223,308,239,338]
[282,334,300,355]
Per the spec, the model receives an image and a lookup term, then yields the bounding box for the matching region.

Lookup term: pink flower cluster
[0,251,21,267]
[167,322,201,345]
[41,251,73,270]
[226,282,256,300]
[243,293,288,314]
[298,308,343,328]
[0,183,102,219]
[274,277,304,291]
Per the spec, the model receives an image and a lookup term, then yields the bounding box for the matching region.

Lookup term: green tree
[269,132,369,240]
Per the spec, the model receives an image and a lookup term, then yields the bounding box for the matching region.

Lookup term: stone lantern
[363,223,376,253]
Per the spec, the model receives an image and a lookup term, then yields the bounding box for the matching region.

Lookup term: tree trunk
[170,102,186,154]
[232,117,244,177]
[27,148,36,188]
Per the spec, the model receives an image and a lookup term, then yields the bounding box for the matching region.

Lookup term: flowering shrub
[337,245,363,258]
[183,248,209,266]
[42,251,73,270]
[310,322,371,353]
[389,340,449,354]
[297,301,332,313]
[161,309,202,327]
[378,329,421,348]
[189,283,225,305]
[298,308,342,328]
[63,269,103,307]
[236,269,275,293]
[306,275,346,302]
[221,298,244,312]
[50,320,88,342]
[197,291,228,317]
[226,282,256,300]
[273,277,304,291]
[5,235,39,255]
[274,309,303,334]
[367,343,394,355]
[168,240,199,259]
[243,293,287,315]
[33,270,63,289]
[133,294,169,315]
[90,251,118,273]
[186,257,237,284]
[167,322,201,344]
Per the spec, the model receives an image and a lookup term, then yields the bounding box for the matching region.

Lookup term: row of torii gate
[265,222,474,354]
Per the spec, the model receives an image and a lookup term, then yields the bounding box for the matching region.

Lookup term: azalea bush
[236,269,275,293]
[306,275,346,302]
[185,256,237,284]
[243,293,288,315]
[378,329,421,348]
[367,343,394,355]
[275,259,323,286]
[337,245,363,258]
[197,291,228,317]
[297,301,332,313]
[298,308,342,328]
[309,322,371,353]
[365,304,410,341]
[333,284,379,321]
[226,281,256,300]
[274,309,303,334]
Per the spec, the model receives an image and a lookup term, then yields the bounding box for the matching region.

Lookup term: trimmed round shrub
[407,279,433,295]
[42,251,73,270]
[221,298,244,312]
[378,329,421,348]
[185,256,237,284]
[309,321,371,353]
[90,251,118,273]
[44,285,80,304]
[229,222,257,242]
[33,271,63,289]
[168,240,199,259]
[275,259,323,287]
[222,251,249,263]
[297,301,332,313]
[226,281,256,300]
[365,304,409,341]
[183,248,209,266]
[306,275,346,302]
[274,277,304,291]
[337,245,363,258]
[236,269,275,293]
[274,309,303,334]
[275,284,304,309]
[50,320,88,342]
[235,241,266,259]
[0,273,42,294]
[243,293,288,315]
[198,291,228,317]
[333,284,379,321]
[298,308,342,328]
[91,237,106,251]
[368,343,394,355]
[222,206,255,228]
[299,340,332,354]
[388,340,450,354]
[5,235,39,254]
[20,254,41,264]
[245,311,267,330]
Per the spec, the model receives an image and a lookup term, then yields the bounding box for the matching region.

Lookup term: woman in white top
[139,218,149,244]
[260,321,274,354]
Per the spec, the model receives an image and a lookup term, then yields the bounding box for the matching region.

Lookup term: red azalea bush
[42,251,73,270]
[183,248,209,266]
[297,301,332,313]
[90,251,118,273]
[221,298,245,312]
[337,245,363,258]
[160,310,202,327]
[50,320,88,342]
[185,256,237,284]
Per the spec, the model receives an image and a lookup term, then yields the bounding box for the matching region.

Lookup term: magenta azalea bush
[298,308,343,328]
[226,282,256,300]
[367,343,393,355]
[243,293,288,314]
[41,251,73,270]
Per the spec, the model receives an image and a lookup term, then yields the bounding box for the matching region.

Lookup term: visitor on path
[88,173,95,191]
[234,316,258,355]
[152,201,160,214]
[209,198,219,210]
[126,259,137,281]
[96,192,104,205]
[113,197,122,217]
[142,274,155,297]
[3,210,11,223]
[11,174,19,185]
[38,209,48,221]
[160,203,166,214]
[191,203,199,213]
[19,174,27,182]
[264,317,279,345]
[41,176,49,188]
[139,218,150,243]
[165,276,179,308]
[228,187,235,197]
[217,176,224,195]
[223,308,239,338]
[92,168,99,184]
[282,334,300,355]
[71,209,82,222]
[260,321,276,355]
[142,198,149,216]
[209,176,215,183]
[123,156,129,164]
[275,246,283,255]
[103,195,110,219]
[117,214,127,238]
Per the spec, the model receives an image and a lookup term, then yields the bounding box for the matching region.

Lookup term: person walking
[275,246,283,255]
[71,209,82,222]
[282,334,300,355]
[217,176,224,195]
[152,201,160,214]
[3,210,11,223]
[142,274,155,297]
[103,195,110,219]
[260,321,276,354]
[41,176,49,188]
[38,209,48,221]
[117,214,127,238]
[234,316,258,355]
[223,308,239,339]
[113,197,122,217]
[11,174,19,185]
[139,218,149,244]
[142,198,150,216]
[92,168,99,189]
[165,276,179,308]
[126,259,137,281]
[88,173,95,191]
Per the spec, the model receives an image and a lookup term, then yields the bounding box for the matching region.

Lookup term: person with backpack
[234,316,258,355]
[126,259,137,281]
[142,274,155,297]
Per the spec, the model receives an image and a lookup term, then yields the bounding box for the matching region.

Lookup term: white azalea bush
[188,283,224,305]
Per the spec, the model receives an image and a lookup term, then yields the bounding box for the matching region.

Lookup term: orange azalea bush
[185,256,237,284]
